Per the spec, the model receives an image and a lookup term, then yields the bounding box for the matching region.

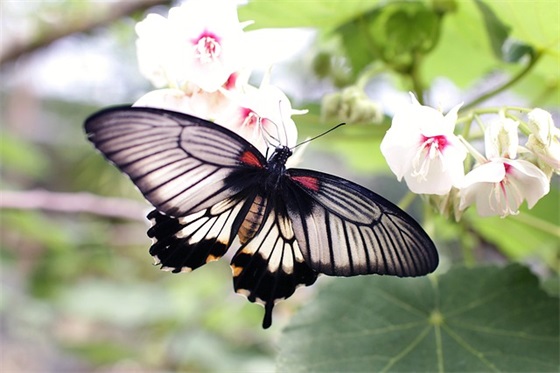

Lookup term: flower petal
[504,159,550,208]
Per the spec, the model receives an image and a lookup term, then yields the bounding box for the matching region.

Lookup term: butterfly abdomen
[238,195,267,244]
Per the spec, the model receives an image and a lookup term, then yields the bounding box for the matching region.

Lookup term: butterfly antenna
[292,122,346,149]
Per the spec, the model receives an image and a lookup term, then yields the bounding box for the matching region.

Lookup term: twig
[0,0,169,65]
[0,190,149,221]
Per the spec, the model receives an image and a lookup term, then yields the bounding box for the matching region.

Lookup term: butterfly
[84,106,438,328]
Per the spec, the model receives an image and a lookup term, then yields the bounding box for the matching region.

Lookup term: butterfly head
[267,146,292,171]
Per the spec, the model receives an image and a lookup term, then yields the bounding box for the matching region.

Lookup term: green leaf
[337,2,441,75]
[238,0,379,29]
[278,265,559,372]
[0,132,50,182]
[423,1,559,104]
[474,0,511,60]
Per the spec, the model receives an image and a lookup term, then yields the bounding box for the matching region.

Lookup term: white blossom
[380,94,467,195]
[459,158,549,217]
[525,108,560,175]
[216,84,301,154]
[459,118,550,217]
[135,0,249,92]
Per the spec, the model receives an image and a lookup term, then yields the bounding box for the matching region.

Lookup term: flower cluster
[381,94,557,218]
[133,0,302,154]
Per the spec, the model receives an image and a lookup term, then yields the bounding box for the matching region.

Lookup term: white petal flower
[527,108,555,144]
[136,0,249,92]
[380,94,467,195]
[525,108,560,175]
[485,116,519,159]
[216,84,300,154]
[459,158,550,217]
[133,88,193,113]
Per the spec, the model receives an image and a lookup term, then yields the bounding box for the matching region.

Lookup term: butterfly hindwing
[284,169,438,277]
[85,106,266,217]
[230,194,318,328]
[147,195,250,272]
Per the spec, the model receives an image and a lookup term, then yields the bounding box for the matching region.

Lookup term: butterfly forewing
[85,107,266,217]
[285,169,438,277]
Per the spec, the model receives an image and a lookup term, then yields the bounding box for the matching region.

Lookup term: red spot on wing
[240,150,264,168]
[291,175,320,192]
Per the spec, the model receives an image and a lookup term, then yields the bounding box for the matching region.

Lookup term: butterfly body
[85,106,438,328]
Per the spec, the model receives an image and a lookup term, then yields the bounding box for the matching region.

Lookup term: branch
[1,0,169,65]
[0,190,150,221]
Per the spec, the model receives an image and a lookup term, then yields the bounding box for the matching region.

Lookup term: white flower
[136,0,249,92]
[485,116,519,159]
[133,88,194,113]
[525,108,560,175]
[527,108,555,144]
[216,84,301,154]
[459,158,549,217]
[133,72,241,119]
[459,118,550,217]
[380,94,467,195]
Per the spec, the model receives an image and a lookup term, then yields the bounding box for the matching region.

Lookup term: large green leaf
[423,0,559,104]
[278,265,559,372]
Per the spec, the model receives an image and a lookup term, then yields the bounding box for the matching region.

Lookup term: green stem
[410,55,425,104]
[398,191,417,211]
[461,51,542,111]
[511,212,560,238]
[356,64,387,90]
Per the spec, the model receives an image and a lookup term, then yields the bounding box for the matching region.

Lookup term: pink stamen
[421,135,449,151]
[192,31,221,63]
[240,108,260,128]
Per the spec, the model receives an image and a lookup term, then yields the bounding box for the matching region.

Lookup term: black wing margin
[284,169,438,277]
[84,106,267,217]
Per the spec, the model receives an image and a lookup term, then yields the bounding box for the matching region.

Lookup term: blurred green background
[1,1,558,372]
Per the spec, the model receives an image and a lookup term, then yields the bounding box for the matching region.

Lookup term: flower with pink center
[459,119,550,217]
[380,94,467,195]
[459,158,549,217]
[216,84,301,154]
[136,0,250,92]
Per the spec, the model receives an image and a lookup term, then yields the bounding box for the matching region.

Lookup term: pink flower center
[411,135,449,180]
[490,162,521,217]
[240,108,260,128]
[193,31,221,64]
[421,135,448,153]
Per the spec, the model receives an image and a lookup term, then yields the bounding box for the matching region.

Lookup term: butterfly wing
[84,106,267,217]
[147,194,253,272]
[284,169,438,277]
[230,193,317,328]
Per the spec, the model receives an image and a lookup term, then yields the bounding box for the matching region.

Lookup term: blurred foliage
[1,0,559,372]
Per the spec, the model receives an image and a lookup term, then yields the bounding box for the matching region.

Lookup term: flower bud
[527,108,555,145]
[321,86,383,124]
[485,116,519,159]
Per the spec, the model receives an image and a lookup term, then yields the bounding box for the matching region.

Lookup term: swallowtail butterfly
[85,106,438,328]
